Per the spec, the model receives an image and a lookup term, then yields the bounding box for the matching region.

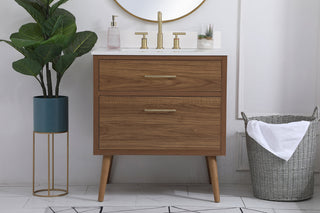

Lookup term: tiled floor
[0,184,319,213]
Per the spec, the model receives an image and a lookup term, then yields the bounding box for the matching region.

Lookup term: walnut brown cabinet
[93,53,227,203]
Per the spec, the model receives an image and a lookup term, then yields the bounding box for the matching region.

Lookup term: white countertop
[91,48,228,56]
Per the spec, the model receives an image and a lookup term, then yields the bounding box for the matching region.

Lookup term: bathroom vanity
[92,49,227,203]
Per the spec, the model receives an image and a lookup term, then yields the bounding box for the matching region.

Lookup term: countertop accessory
[172,32,186,49]
[241,107,319,201]
[198,24,214,49]
[107,15,120,49]
[135,32,148,49]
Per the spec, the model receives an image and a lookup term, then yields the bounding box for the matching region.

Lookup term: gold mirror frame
[114,0,206,23]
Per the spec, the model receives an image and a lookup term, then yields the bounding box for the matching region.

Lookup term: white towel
[247,120,310,161]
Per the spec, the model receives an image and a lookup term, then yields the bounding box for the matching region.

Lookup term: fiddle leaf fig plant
[0,0,98,98]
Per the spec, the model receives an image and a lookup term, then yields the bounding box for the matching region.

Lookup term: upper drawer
[98,59,222,92]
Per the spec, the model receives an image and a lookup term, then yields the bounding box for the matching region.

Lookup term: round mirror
[114,0,206,23]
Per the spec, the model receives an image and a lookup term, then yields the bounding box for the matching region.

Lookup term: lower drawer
[98,96,222,153]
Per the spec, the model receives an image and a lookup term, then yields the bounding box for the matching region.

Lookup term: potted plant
[197,24,214,49]
[0,0,97,133]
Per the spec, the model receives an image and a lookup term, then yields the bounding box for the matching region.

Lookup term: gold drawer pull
[144,109,177,112]
[144,75,176,78]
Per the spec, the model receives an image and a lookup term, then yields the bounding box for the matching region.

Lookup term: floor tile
[188,184,253,199]
[136,184,188,206]
[45,206,169,213]
[0,186,32,197]
[220,184,254,197]
[0,196,29,209]
[1,184,319,212]
[23,186,90,209]
[4,209,46,213]
[274,210,320,213]
[46,206,102,213]
[79,184,138,206]
[242,186,320,211]
[139,184,188,196]
[0,185,86,198]
[186,184,244,207]
[170,206,241,213]
[242,192,320,211]
[24,196,69,209]
[101,206,169,213]
[241,208,275,213]
[183,196,245,207]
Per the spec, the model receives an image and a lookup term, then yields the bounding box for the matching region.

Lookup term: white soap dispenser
[107,15,120,49]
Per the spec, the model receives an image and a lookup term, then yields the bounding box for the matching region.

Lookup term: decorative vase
[33,96,68,133]
[197,39,214,49]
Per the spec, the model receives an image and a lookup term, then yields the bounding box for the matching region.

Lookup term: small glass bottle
[107,15,120,49]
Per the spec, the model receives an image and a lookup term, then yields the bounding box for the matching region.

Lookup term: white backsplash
[120,31,222,49]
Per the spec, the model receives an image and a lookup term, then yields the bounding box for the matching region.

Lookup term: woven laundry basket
[241,107,319,201]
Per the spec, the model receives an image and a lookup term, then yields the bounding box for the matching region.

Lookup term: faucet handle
[135,32,148,49]
[173,32,186,36]
[172,32,186,49]
[135,32,149,49]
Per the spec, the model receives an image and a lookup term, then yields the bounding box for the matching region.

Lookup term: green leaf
[52,53,76,74]
[0,39,30,56]
[14,0,46,24]
[42,15,64,37]
[12,58,42,76]
[33,0,54,5]
[31,44,62,65]
[31,0,45,7]
[46,8,77,48]
[10,33,40,48]
[49,0,69,15]
[10,23,44,48]
[64,31,97,57]
[53,9,77,36]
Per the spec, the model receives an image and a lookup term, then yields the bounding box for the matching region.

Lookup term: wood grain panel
[99,60,222,92]
[98,96,221,151]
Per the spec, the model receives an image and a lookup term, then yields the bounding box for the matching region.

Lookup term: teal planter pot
[33,96,68,133]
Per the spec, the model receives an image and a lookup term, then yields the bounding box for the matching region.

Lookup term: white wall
[0,0,319,185]
[238,0,320,116]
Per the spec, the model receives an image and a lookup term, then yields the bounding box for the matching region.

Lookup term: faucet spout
[156,11,164,49]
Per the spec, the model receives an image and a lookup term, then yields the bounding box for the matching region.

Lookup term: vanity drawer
[98,59,222,92]
[98,96,222,152]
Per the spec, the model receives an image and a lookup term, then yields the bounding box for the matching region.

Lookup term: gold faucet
[156,11,164,49]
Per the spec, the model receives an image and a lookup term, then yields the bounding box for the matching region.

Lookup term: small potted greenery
[197,24,214,49]
[0,0,97,133]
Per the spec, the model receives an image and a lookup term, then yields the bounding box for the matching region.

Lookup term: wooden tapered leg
[98,155,112,202]
[205,157,212,184]
[207,156,220,203]
[107,156,113,184]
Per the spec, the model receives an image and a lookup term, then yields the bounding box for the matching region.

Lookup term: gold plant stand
[33,131,69,197]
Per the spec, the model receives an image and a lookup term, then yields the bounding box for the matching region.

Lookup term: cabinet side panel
[93,56,100,155]
[220,56,227,155]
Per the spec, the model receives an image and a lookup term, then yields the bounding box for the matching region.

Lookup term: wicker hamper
[241,107,319,201]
